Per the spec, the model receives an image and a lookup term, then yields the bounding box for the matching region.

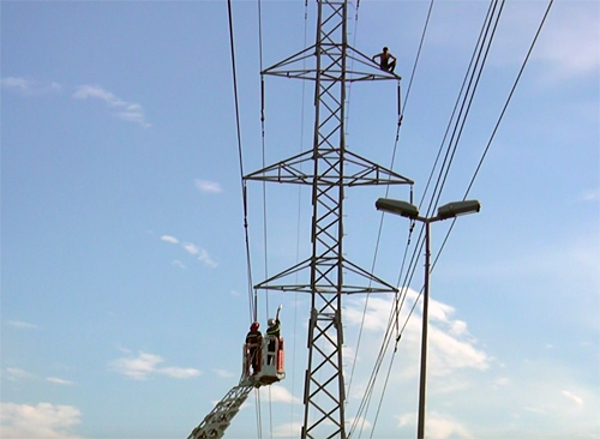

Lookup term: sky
[1,1,599,439]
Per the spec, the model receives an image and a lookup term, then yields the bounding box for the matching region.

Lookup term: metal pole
[417,219,430,439]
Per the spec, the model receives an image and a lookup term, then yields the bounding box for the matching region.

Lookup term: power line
[396,0,554,346]
[396,0,504,337]
[226,0,255,324]
[433,0,555,274]
[348,0,435,430]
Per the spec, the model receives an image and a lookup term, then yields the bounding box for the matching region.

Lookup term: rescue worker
[372,46,397,73]
[266,305,282,365]
[245,322,262,375]
[266,318,280,338]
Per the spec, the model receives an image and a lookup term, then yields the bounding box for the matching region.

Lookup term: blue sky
[1,1,598,439]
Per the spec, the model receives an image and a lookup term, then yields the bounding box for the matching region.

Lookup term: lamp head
[436,200,480,220]
[375,198,419,219]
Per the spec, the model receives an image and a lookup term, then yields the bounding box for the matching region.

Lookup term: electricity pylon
[245,1,413,438]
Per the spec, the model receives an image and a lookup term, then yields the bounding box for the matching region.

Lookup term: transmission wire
[291,0,310,435]
[352,1,507,435]
[348,0,434,433]
[432,0,555,277]
[226,0,255,326]
[396,0,553,346]
[399,0,502,334]
[255,1,275,437]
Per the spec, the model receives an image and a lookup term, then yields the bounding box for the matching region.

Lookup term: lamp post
[375,198,480,439]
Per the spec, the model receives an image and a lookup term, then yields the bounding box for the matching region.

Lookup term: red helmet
[251,322,259,331]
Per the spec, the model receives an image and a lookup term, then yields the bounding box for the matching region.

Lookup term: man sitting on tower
[372,46,397,73]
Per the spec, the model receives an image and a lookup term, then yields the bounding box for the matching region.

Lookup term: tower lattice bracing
[244,1,413,438]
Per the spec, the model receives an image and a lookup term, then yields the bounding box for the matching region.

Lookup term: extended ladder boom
[186,334,285,439]
[186,383,254,439]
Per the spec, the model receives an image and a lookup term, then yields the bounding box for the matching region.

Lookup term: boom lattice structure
[186,384,253,439]
[245,1,413,439]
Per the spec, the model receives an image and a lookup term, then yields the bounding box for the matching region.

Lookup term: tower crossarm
[262,44,401,83]
[186,382,254,439]
[244,149,413,187]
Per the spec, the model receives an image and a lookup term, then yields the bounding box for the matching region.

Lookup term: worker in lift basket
[266,305,282,365]
[245,322,262,375]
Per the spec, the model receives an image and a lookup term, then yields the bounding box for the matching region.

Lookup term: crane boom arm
[186,382,254,439]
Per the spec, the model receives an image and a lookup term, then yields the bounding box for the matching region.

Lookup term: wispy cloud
[197,248,218,268]
[397,412,474,439]
[172,260,186,269]
[110,351,200,381]
[161,235,179,244]
[73,84,150,128]
[5,368,36,381]
[6,320,38,330]
[182,242,200,255]
[195,179,223,194]
[582,188,600,202]
[562,390,584,407]
[534,3,600,81]
[272,422,302,438]
[213,369,235,379]
[258,384,301,404]
[160,235,218,268]
[1,77,62,95]
[46,377,74,386]
[0,402,86,439]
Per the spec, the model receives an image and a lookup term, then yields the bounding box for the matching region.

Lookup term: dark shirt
[246,330,262,345]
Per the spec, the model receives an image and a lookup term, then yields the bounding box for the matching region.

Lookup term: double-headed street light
[375,198,480,439]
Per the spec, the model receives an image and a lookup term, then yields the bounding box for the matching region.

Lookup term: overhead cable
[226,0,256,323]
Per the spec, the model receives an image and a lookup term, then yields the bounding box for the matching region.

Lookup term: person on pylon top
[372,46,397,73]
[245,322,262,375]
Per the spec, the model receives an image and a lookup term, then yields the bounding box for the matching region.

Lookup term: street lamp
[375,198,480,439]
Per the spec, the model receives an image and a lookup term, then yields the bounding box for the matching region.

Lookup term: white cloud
[213,369,235,378]
[344,293,490,377]
[582,188,600,202]
[5,368,36,381]
[160,366,202,380]
[110,351,200,381]
[347,416,372,433]
[73,85,123,106]
[46,377,74,386]
[0,77,62,95]
[160,235,217,268]
[426,412,475,439]
[73,84,150,128]
[172,260,186,269]
[494,377,510,388]
[562,390,584,407]
[6,320,38,329]
[195,179,223,194]
[161,235,179,244]
[397,412,474,439]
[0,402,86,439]
[1,77,33,91]
[198,248,218,268]
[182,242,200,255]
[258,384,301,404]
[272,422,302,438]
[534,3,600,81]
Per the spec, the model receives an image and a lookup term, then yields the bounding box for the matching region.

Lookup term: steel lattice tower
[245,1,413,438]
